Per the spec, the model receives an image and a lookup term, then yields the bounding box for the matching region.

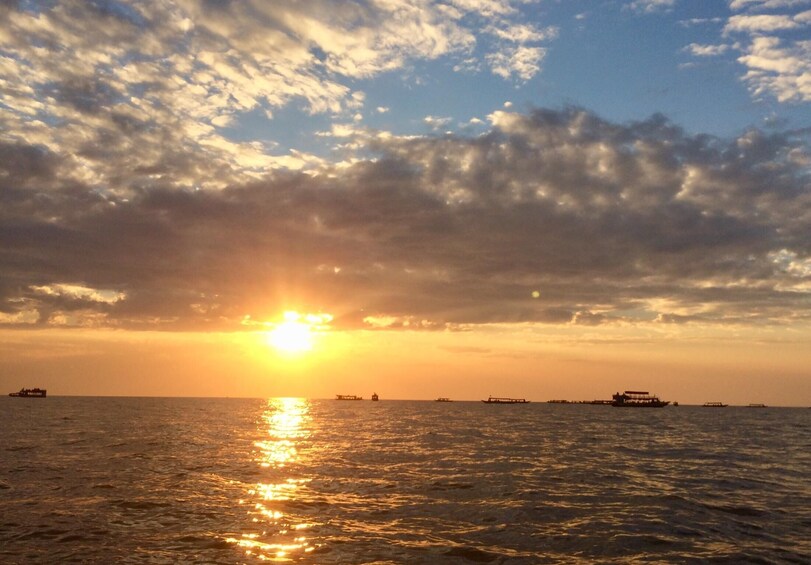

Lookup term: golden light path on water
[229,398,316,561]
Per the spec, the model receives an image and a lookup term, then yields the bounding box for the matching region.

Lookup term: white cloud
[628,0,677,14]
[724,14,801,33]
[486,45,546,82]
[730,0,811,11]
[738,36,811,101]
[424,115,453,129]
[684,43,731,56]
[684,2,811,103]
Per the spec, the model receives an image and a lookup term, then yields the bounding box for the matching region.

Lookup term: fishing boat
[703,402,728,407]
[335,394,363,400]
[435,397,452,402]
[482,396,529,404]
[747,403,767,408]
[371,393,379,401]
[8,388,47,398]
[611,390,669,408]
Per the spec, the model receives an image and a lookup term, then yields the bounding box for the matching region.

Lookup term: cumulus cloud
[684,43,731,56]
[737,36,811,102]
[2,108,810,332]
[724,14,802,33]
[680,1,811,102]
[0,0,557,198]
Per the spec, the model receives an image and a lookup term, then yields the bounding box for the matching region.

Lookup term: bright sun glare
[266,311,331,354]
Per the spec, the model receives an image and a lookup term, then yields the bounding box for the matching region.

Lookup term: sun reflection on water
[228,397,318,561]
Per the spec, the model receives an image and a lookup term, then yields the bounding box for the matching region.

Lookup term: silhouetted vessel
[747,403,767,408]
[611,390,668,408]
[482,396,529,404]
[371,393,379,401]
[435,397,452,402]
[703,402,728,408]
[547,399,613,405]
[9,388,47,398]
[335,394,362,400]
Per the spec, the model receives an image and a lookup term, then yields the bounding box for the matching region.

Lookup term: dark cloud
[1,107,810,330]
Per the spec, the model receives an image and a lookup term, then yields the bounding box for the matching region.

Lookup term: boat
[747,403,767,408]
[335,394,362,400]
[611,390,669,408]
[371,393,379,401]
[8,388,47,398]
[435,397,452,402]
[482,396,529,404]
[703,402,728,408]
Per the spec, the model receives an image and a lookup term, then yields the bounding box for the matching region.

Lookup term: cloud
[738,36,811,102]
[730,0,811,11]
[3,107,810,332]
[486,45,547,82]
[628,0,677,14]
[724,14,802,33]
[680,1,811,103]
[0,0,559,199]
[684,43,731,56]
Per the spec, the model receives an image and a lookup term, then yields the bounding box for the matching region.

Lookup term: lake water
[1,397,809,563]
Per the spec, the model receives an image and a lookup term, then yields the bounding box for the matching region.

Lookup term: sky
[1,0,811,404]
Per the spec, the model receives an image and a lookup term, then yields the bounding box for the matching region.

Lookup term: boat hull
[9,389,47,398]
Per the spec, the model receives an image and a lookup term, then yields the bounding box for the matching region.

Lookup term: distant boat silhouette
[8,388,46,398]
[747,403,767,408]
[335,394,362,400]
[435,397,452,402]
[482,396,529,404]
[371,393,379,401]
[611,391,668,408]
[703,402,728,408]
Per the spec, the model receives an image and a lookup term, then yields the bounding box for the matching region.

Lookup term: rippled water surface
[1,397,809,563]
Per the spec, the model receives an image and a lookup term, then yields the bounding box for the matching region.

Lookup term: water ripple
[0,398,808,563]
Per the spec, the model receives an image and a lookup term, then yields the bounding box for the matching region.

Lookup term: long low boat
[482,396,530,404]
[9,388,47,398]
[703,402,728,407]
[435,397,452,402]
[335,394,362,400]
[611,390,668,408]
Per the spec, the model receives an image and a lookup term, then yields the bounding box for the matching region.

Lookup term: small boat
[482,396,529,404]
[335,394,363,401]
[435,397,452,402]
[371,393,379,401]
[703,402,728,408]
[8,388,47,398]
[747,403,767,408]
[611,390,669,408]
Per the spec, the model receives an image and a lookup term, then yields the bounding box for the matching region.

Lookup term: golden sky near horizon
[2,322,809,405]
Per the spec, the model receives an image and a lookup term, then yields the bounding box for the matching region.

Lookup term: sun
[266,311,331,354]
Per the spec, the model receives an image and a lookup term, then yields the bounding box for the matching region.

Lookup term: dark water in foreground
[0,397,809,564]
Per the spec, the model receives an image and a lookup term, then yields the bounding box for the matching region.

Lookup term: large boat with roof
[703,402,728,407]
[611,390,668,408]
[8,388,47,398]
[482,396,530,404]
[335,394,362,400]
